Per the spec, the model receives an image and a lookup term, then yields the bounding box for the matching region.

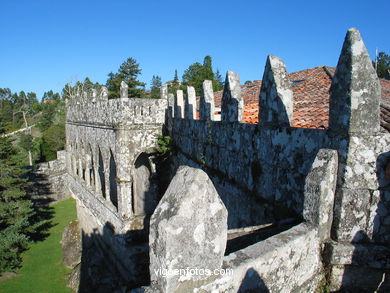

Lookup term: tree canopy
[181,56,223,95]
[150,75,162,99]
[0,125,40,272]
[375,51,390,79]
[106,57,146,99]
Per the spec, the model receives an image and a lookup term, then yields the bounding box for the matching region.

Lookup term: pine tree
[375,51,390,79]
[0,123,38,272]
[150,75,162,99]
[182,56,221,95]
[106,57,146,99]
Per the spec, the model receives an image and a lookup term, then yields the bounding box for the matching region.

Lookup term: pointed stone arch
[109,150,118,210]
[98,147,106,199]
[87,143,95,187]
[132,152,153,216]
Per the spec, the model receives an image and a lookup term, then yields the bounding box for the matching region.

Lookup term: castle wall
[171,118,328,228]
[64,28,390,291]
[65,91,168,288]
[30,150,70,204]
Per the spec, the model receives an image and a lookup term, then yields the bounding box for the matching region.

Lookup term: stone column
[115,127,133,218]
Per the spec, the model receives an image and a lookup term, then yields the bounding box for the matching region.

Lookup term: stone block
[149,166,228,293]
[335,134,381,189]
[303,149,338,240]
[327,241,390,269]
[332,188,371,242]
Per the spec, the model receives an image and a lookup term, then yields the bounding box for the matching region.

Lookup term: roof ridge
[323,66,334,79]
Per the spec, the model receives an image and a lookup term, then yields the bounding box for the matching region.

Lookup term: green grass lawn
[0,198,77,293]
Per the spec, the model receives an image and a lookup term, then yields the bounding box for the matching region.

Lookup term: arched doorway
[132,153,153,216]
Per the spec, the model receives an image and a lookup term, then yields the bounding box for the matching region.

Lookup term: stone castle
[45,28,390,292]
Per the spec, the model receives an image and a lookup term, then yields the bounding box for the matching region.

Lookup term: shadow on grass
[27,170,57,242]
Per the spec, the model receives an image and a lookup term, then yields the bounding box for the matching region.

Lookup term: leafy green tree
[38,103,56,131]
[0,124,37,272]
[182,56,222,95]
[27,92,38,105]
[18,134,34,166]
[106,57,146,99]
[0,89,13,130]
[42,90,61,101]
[150,75,162,99]
[40,124,65,162]
[375,51,390,79]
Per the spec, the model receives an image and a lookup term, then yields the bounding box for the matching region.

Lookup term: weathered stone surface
[191,224,322,293]
[30,150,69,204]
[91,88,97,103]
[67,262,81,292]
[167,93,175,119]
[160,84,168,100]
[259,55,293,127]
[64,27,389,293]
[62,220,82,268]
[200,80,215,121]
[327,241,390,269]
[329,28,381,134]
[329,265,389,292]
[175,90,184,118]
[120,81,128,98]
[221,71,243,122]
[149,166,228,293]
[101,86,108,100]
[185,86,196,119]
[303,149,338,240]
[332,188,371,242]
[67,96,168,126]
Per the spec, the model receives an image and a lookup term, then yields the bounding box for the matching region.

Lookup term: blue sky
[0,0,388,100]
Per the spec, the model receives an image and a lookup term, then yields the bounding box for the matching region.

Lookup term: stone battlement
[67,95,167,127]
[64,28,390,292]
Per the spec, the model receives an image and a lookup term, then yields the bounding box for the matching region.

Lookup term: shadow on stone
[68,221,151,293]
[237,268,269,293]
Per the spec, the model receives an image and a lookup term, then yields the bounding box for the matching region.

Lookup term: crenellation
[221,71,243,122]
[329,28,381,135]
[175,89,184,118]
[120,80,128,99]
[259,55,294,127]
[200,80,215,121]
[62,28,389,292]
[185,86,196,119]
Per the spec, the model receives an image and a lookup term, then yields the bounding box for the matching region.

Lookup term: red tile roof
[214,66,390,131]
[192,66,390,132]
